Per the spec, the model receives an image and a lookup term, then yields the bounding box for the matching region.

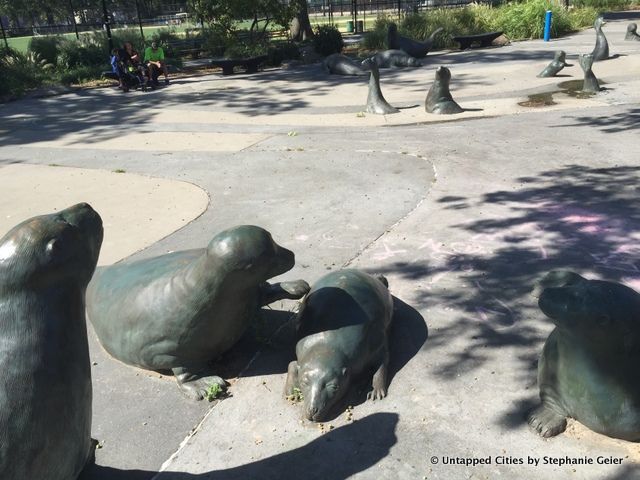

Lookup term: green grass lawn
[5,24,194,52]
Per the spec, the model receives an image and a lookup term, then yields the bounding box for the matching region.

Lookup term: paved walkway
[1,13,640,480]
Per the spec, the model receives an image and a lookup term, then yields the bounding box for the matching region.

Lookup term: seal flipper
[284,361,300,396]
[367,346,389,401]
[528,405,567,438]
[261,280,310,305]
[172,366,228,401]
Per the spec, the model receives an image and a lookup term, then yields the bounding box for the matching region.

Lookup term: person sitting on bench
[144,41,169,86]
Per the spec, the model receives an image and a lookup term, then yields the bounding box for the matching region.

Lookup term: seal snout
[60,202,103,235]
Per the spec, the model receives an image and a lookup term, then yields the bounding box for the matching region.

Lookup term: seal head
[0,203,103,479]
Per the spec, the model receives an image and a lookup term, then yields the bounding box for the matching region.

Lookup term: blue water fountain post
[544,10,553,42]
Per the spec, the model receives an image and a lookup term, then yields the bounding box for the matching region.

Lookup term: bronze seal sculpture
[537,51,572,78]
[528,271,640,441]
[0,203,103,479]
[591,16,610,61]
[626,23,640,41]
[372,49,421,69]
[425,66,463,114]
[285,269,393,421]
[87,225,309,400]
[323,53,370,76]
[579,53,600,93]
[388,23,443,58]
[362,57,400,115]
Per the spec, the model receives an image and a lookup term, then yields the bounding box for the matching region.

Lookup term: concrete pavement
[1,12,640,480]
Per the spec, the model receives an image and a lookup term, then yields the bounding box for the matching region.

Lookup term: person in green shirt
[144,41,169,86]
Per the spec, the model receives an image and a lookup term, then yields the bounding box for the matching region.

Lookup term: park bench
[167,38,205,58]
[452,31,504,50]
[210,55,268,75]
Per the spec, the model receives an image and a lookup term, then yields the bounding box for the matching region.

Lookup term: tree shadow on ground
[82,412,398,480]
[556,107,640,133]
[374,164,640,425]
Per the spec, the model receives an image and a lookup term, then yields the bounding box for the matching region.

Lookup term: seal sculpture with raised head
[362,57,400,115]
[372,49,421,69]
[0,203,103,480]
[591,16,609,61]
[537,50,572,78]
[388,23,443,58]
[626,23,640,41]
[285,269,393,422]
[579,53,600,93]
[425,66,463,114]
[323,53,370,76]
[87,225,309,400]
[528,271,640,441]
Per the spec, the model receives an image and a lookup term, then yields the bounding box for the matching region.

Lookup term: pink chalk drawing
[372,241,407,261]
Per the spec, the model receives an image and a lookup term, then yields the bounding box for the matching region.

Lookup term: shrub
[57,37,105,69]
[267,41,300,66]
[223,40,268,59]
[494,0,573,39]
[568,7,600,31]
[0,48,46,97]
[29,36,62,66]
[312,25,344,56]
[571,0,632,8]
[362,15,395,50]
[57,65,105,85]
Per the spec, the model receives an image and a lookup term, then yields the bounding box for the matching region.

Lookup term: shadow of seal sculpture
[86,225,310,400]
[528,271,640,441]
[579,53,600,93]
[626,23,640,41]
[372,49,421,69]
[0,203,103,480]
[323,53,370,76]
[591,16,610,61]
[387,23,443,58]
[537,50,572,78]
[284,269,393,422]
[362,57,400,115]
[425,66,463,114]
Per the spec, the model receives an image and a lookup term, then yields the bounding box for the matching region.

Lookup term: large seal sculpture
[372,49,421,69]
[323,53,370,76]
[388,23,443,58]
[537,50,572,78]
[362,57,399,115]
[591,16,610,61]
[87,225,310,400]
[425,66,463,114]
[579,53,600,93]
[626,23,640,41]
[528,271,640,441]
[0,203,103,480]
[284,269,394,422]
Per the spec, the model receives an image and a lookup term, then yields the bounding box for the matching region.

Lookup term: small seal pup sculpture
[388,23,443,58]
[626,23,640,41]
[372,49,421,69]
[425,66,463,114]
[0,203,103,480]
[323,53,370,76]
[528,271,640,441]
[362,57,400,115]
[537,50,572,78]
[579,53,600,93]
[285,269,393,422]
[87,225,310,400]
[591,16,610,61]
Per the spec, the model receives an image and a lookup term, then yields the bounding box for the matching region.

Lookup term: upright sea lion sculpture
[87,225,310,400]
[626,23,640,41]
[388,23,443,58]
[537,50,572,78]
[579,53,600,93]
[425,66,463,114]
[285,269,394,422]
[372,49,421,69]
[362,57,400,115]
[591,16,610,61]
[0,203,103,480]
[528,271,640,441]
[323,53,370,76]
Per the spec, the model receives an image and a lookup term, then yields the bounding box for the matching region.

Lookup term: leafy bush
[362,15,395,50]
[571,0,632,8]
[58,65,105,85]
[29,36,62,66]
[0,48,47,97]
[312,25,344,56]
[57,37,105,69]
[223,40,268,59]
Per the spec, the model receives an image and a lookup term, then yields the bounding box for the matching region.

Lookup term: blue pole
[543,10,552,41]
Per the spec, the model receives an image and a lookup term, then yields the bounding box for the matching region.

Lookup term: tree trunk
[291,0,313,42]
